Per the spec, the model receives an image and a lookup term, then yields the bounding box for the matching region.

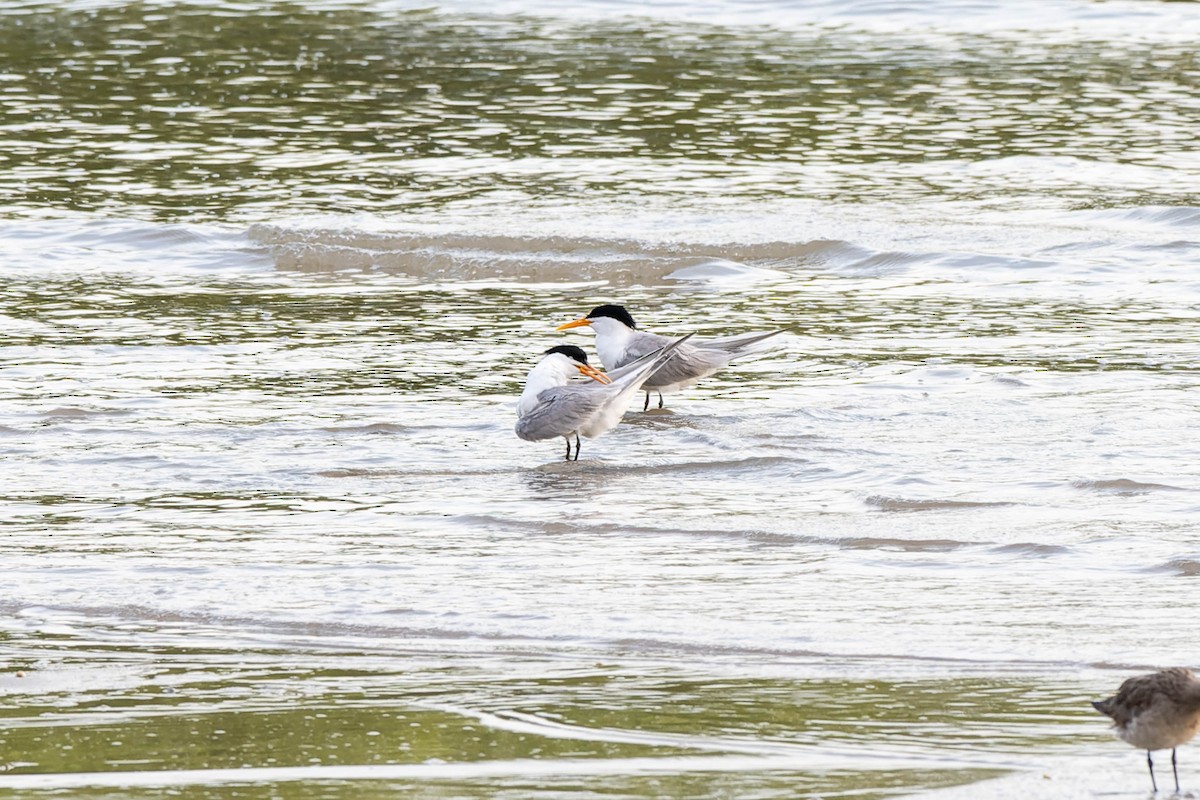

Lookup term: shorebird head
[540,345,611,384]
[556,304,638,334]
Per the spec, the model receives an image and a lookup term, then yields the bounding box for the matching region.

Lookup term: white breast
[589,317,638,370]
[517,358,570,417]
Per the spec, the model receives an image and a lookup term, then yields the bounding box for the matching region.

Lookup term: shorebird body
[1093,667,1200,793]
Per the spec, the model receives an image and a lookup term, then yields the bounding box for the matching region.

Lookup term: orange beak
[556,317,592,331]
[576,363,612,385]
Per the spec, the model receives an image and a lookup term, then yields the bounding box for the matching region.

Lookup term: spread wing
[610,331,710,389]
[645,344,728,388]
[515,384,608,442]
[618,330,676,362]
[616,329,782,390]
[697,329,785,354]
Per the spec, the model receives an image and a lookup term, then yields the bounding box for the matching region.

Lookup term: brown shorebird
[1093,667,1200,793]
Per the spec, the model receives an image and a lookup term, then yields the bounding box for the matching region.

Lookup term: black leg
[1148,750,1158,794]
[643,391,650,412]
[657,391,664,409]
[563,437,571,460]
[1173,748,1179,793]
[572,433,581,461]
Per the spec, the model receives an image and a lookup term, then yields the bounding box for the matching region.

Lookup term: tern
[515,334,694,461]
[1093,667,1200,794]
[556,304,783,411]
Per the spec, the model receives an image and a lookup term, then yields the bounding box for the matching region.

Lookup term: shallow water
[2,0,1200,797]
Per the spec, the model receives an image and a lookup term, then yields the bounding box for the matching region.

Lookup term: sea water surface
[2,0,1200,797]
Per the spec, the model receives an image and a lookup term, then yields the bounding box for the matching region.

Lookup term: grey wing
[618,330,676,364]
[641,343,729,388]
[615,331,712,387]
[515,385,607,441]
[696,329,785,354]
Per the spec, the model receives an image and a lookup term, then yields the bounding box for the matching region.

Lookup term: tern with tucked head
[515,335,694,461]
[557,304,783,410]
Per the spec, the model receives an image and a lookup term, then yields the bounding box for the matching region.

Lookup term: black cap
[586,304,637,329]
[543,344,589,364]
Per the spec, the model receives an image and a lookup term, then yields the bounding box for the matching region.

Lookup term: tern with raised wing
[556,304,783,410]
[515,335,694,460]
